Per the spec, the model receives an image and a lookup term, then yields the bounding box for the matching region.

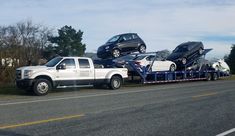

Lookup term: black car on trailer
[167,41,204,70]
[97,33,146,59]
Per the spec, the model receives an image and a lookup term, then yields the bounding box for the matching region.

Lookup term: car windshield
[133,55,147,60]
[134,55,162,61]
[114,55,135,61]
[107,35,120,43]
[45,57,63,67]
[173,46,188,53]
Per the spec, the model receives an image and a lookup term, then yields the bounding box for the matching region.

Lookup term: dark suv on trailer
[97,33,146,59]
[167,41,204,69]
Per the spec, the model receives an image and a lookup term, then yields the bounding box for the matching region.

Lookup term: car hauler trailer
[121,49,230,84]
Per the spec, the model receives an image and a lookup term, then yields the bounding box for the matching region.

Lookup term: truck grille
[16,70,22,79]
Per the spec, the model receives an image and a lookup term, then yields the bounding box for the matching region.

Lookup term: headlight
[105,46,109,50]
[24,70,34,78]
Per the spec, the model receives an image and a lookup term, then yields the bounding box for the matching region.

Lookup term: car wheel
[182,58,187,65]
[112,49,121,58]
[138,45,146,53]
[169,64,176,72]
[33,79,51,96]
[199,47,204,55]
[109,76,122,90]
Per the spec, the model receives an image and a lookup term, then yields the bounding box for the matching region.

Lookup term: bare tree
[0,20,52,82]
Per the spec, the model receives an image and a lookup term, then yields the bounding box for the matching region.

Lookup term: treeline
[0,20,234,83]
[225,44,235,74]
[0,20,86,83]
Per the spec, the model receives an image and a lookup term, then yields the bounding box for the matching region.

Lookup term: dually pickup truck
[16,57,128,96]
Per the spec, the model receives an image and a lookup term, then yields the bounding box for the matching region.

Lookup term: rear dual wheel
[109,76,122,90]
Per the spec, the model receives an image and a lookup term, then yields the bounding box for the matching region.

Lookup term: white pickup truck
[16,57,128,95]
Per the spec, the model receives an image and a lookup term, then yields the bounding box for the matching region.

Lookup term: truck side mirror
[57,63,66,70]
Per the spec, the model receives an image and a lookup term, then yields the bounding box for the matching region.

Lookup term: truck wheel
[109,76,122,90]
[33,79,51,96]
[112,49,121,58]
[138,45,146,53]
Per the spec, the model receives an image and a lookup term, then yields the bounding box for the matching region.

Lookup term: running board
[57,85,93,88]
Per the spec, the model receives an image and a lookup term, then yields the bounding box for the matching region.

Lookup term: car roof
[116,33,137,36]
[178,41,203,47]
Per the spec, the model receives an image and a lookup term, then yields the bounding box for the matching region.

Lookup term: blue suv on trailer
[97,33,146,59]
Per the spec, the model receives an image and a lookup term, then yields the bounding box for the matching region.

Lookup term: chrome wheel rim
[170,65,175,71]
[139,46,146,53]
[113,50,120,58]
[37,82,49,94]
[182,58,187,65]
[113,79,120,88]
[199,48,203,54]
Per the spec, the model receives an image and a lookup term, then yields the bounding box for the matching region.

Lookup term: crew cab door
[55,58,78,86]
[77,58,94,85]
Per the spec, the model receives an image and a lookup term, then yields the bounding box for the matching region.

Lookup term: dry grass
[0,83,25,95]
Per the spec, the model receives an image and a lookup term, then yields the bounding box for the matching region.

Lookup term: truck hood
[16,66,51,71]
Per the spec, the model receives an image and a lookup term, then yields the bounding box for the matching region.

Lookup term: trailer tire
[33,79,51,96]
[205,73,212,81]
[109,76,122,90]
[212,73,218,81]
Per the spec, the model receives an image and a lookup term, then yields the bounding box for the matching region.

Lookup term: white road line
[216,128,235,136]
[0,88,161,106]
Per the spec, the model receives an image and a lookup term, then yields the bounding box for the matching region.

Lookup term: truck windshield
[45,57,63,67]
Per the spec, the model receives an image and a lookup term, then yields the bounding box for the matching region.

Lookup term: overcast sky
[1,0,235,58]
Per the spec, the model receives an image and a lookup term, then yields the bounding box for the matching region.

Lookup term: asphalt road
[0,80,235,136]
